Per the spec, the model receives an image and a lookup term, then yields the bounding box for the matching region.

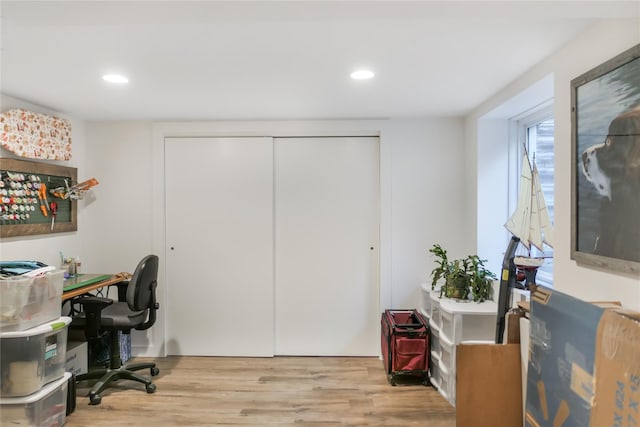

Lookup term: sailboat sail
[505,153,533,249]
[529,163,543,251]
[505,153,554,254]
[533,163,554,249]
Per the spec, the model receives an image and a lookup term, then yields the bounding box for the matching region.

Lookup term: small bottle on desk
[62,258,77,278]
[61,260,70,279]
[68,260,77,277]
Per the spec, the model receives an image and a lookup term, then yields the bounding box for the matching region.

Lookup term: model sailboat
[505,152,554,267]
[496,152,554,343]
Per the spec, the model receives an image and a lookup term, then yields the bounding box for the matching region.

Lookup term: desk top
[62,272,130,301]
[63,274,113,292]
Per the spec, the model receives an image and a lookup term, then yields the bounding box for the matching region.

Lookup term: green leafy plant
[443,258,471,300]
[428,244,497,302]
[428,244,450,291]
[467,255,497,302]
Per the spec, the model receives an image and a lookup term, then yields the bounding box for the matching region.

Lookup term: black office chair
[71,255,160,405]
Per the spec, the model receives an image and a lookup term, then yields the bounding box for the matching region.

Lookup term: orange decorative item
[70,178,99,192]
[49,177,99,200]
[38,183,49,217]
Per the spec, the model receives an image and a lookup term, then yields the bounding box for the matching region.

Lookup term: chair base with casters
[77,330,159,405]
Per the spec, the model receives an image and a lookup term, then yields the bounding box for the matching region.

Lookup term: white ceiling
[1,1,638,121]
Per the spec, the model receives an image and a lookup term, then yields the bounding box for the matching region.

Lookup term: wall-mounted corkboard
[0,158,77,238]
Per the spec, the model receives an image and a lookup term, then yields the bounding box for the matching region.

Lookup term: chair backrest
[126,254,159,313]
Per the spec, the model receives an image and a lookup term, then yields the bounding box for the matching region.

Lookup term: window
[509,104,554,286]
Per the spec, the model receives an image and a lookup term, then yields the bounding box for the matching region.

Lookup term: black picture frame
[570,44,640,275]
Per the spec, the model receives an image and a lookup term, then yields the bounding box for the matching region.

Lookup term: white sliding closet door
[274,137,380,356]
[165,137,274,356]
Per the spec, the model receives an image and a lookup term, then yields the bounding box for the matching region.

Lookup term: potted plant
[428,244,497,302]
[428,243,449,291]
[443,258,471,300]
[466,255,496,302]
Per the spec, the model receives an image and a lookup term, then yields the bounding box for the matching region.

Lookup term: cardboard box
[590,309,640,426]
[525,286,640,427]
[456,343,522,427]
[65,340,88,376]
[506,309,526,344]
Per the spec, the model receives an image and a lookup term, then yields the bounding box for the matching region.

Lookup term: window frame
[507,101,555,286]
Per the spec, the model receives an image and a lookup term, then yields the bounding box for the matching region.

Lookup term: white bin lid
[0,316,71,338]
[0,372,71,404]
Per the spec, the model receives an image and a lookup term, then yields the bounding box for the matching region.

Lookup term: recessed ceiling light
[350,69,374,80]
[102,74,129,84]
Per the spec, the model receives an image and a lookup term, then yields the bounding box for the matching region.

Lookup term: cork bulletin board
[0,158,77,237]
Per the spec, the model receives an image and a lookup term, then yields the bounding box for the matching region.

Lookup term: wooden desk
[62,273,131,301]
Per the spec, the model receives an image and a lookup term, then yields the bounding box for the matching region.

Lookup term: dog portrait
[572,44,640,273]
[581,107,640,262]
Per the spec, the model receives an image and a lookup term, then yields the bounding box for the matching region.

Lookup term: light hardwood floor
[67,356,456,426]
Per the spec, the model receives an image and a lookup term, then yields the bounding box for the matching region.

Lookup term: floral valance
[0,109,72,160]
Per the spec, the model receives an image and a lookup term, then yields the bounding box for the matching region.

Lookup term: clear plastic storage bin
[0,270,65,332]
[430,294,441,327]
[429,356,441,389]
[420,283,431,314]
[440,338,454,368]
[0,317,71,397]
[438,360,454,404]
[0,371,71,427]
[430,326,441,358]
[441,309,455,341]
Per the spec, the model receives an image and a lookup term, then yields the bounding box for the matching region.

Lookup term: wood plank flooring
[67,356,456,426]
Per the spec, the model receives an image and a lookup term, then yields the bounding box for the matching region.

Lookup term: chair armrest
[73,296,114,338]
[112,272,132,301]
[109,280,129,302]
[74,295,113,310]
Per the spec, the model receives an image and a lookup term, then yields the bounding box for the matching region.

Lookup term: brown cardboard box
[590,309,640,427]
[456,343,522,427]
[525,287,639,427]
[506,309,526,344]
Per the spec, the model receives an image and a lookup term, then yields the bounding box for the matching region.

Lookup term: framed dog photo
[571,44,640,275]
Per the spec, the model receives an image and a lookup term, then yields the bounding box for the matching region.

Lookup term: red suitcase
[381,309,430,386]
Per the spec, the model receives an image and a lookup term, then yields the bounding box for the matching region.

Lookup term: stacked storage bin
[419,282,497,406]
[0,269,73,427]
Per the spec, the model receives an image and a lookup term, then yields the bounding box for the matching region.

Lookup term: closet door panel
[165,137,274,356]
[274,137,380,356]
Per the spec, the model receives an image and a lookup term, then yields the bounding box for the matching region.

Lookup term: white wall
[466,19,640,310]
[475,117,510,274]
[79,122,154,274]
[385,119,470,305]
